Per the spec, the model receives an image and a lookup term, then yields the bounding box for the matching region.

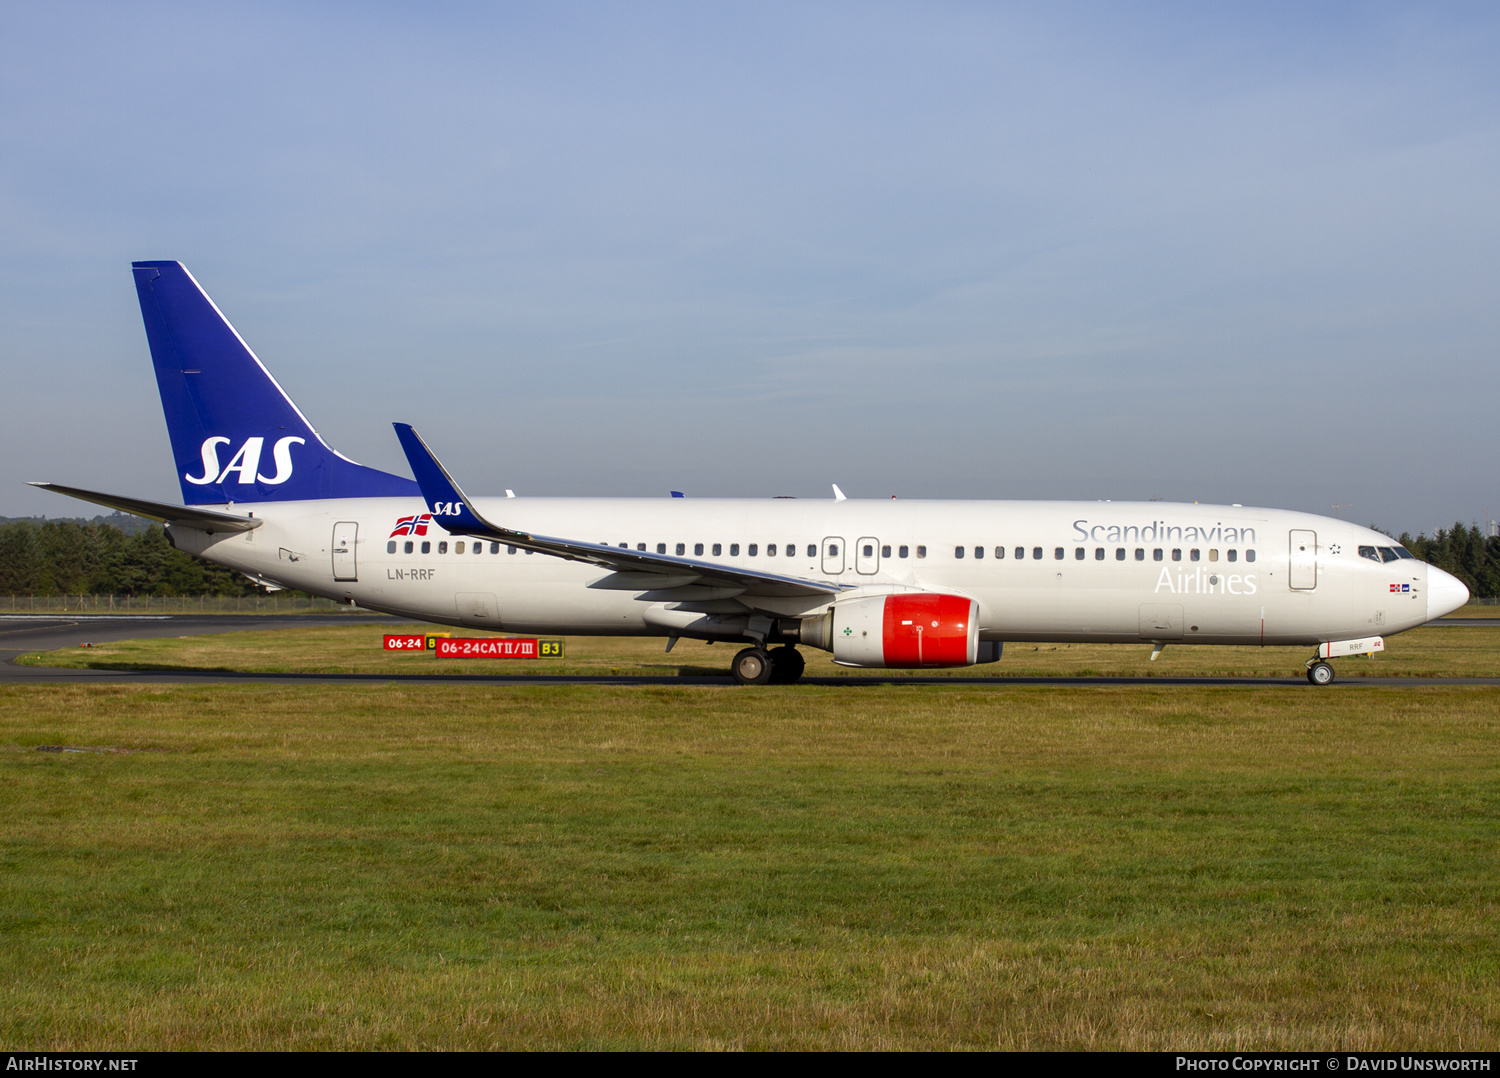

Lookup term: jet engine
[780,592,980,668]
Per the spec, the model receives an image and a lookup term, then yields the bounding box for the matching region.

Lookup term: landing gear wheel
[732,647,774,685]
[768,646,806,684]
[1307,661,1335,686]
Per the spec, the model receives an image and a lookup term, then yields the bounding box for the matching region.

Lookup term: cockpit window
[1378,547,1400,563]
[1394,546,1415,560]
[1358,546,1381,563]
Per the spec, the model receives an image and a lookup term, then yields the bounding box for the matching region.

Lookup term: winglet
[832,484,847,502]
[392,423,507,538]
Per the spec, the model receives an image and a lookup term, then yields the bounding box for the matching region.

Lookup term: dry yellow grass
[21,622,1500,678]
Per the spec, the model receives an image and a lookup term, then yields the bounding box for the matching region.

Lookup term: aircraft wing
[393,424,850,600]
[29,483,263,534]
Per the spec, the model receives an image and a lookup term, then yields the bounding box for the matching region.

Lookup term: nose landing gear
[1306,660,1335,686]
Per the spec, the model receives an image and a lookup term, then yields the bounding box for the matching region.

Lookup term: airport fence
[0,595,378,615]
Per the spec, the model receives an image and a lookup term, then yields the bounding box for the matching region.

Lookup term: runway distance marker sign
[435,637,565,659]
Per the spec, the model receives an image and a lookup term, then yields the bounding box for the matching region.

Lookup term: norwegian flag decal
[390,513,433,538]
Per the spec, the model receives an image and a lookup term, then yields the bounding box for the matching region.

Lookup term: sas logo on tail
[185,436,305,486]
[390,514,433,537]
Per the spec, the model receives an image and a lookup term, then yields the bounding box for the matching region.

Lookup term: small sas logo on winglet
[390,513,433,538]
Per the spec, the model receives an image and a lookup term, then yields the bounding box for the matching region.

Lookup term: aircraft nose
[1426,566,1471,622]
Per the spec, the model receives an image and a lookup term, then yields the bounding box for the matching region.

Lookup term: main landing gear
[1306,660,1335,686]
[731,645,806,685]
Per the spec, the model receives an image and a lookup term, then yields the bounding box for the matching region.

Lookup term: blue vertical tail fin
[132,261,418,505]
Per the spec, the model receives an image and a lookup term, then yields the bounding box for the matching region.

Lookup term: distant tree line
[1396,523,1500,600]
[0,515,1495,599]
[0,519,260,596]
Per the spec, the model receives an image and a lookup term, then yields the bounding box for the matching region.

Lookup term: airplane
[33,261,1471,685]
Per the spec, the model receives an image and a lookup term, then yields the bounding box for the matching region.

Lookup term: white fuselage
[169,497,1460,647]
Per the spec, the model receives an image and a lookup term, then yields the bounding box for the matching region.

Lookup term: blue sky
[2,2,1497,535]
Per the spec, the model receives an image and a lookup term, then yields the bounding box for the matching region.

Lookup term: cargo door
[855,536,880,575]
[332,522,358,581]
[1139,603,1184,640]
[1289,530,1317,590]
[455,591,499,626]
[821,537,846,575]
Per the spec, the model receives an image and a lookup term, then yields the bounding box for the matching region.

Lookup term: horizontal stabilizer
[29,482,263,534]
[392,423,848,599]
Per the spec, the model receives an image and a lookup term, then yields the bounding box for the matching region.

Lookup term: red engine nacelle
[827,592,979,668]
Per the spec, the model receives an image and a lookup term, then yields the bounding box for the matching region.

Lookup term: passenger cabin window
[1115,548,1125,561]
[507,545,516,554]
[1226,549,1237,562]
[1054,547,1064,560]
[405,541,414,554]
[916,546,927,558]
[1094,547,1104,560]
[954,546,965,559]
[387,541,397,554]
[437,541,448,554]
[455,541,465,554]
[730,544,740,556]
[995,546,1005,559]
[1015,547,1025,560]
[768,544,777,556]
[490,543,499,554]
[1032,547,1043,560]
[975,546,984,559]
[676,543,685,555]
[1172,548,1181,561]
[1153,548,1163,561]
[657,543,666,554]
[1208,549,1219,562]
[1190,549,1200,561]
[748,544,757,556]
[712,543,722,556]
[807,544,817,558]
[1134,548,1144,561]
[863,544,874,557]
[1075,547,1085,560]
[899,546,909,558]
[421,541,431,554]
[1246,550,1257,562]
[694,543,704,556]
[636,543,645,551]
[881,545,891,558]
[786,544,796,557]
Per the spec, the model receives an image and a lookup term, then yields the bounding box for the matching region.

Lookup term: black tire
[1307,661,1335,686]
[732,646,774,685]
[768,646,806,683]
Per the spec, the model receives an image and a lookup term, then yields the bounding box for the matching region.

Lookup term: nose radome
[1426,566,1471,621]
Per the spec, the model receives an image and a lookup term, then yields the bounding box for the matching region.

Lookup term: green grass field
[3,655,1498,1048]
[20,623,1500,679]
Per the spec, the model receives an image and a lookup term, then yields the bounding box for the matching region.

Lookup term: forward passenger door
[1289,530,1316,590]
